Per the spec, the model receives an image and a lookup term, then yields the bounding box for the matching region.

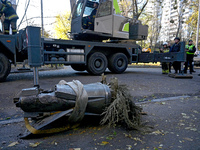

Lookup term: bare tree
[170,0,191,39]
[132,0,149,19]
[119,0,149,19]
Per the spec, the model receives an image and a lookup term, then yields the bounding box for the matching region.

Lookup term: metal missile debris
[14,78,142,138]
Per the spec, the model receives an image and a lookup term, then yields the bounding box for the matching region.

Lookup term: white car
[194,51,200,66]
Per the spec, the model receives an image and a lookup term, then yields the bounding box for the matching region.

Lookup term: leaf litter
[7,142,19,147]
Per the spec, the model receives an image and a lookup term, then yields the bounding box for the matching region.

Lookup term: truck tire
[71,64,86,71]
[87,52,108,75]
[0,53,11,82]
[108,53,128,74]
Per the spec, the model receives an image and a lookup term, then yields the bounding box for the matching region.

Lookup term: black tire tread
[71,64,86,71]
[108,53,128,74]
[0,53,11,82]
[87,52,107,75]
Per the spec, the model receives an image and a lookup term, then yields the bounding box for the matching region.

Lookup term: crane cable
[17,0,30,29]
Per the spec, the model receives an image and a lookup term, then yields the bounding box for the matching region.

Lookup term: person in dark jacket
[0,0,18,34]
[83,2,99,30]
[170,37,181,73]
[184,40,196,74]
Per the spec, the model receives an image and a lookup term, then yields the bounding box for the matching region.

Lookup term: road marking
[0,117,24,125]
[136,95,190,104]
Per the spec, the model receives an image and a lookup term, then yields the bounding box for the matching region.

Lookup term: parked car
[194,51,200,66]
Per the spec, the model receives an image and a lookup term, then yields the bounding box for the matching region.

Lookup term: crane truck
[0,0,185,83]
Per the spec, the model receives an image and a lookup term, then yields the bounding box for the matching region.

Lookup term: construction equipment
[70,0,148,41]
[0,0,186,83]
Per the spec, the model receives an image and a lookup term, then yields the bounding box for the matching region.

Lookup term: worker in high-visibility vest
[0,0,18,35]
[184,40,196,74]
[160,42,170,74]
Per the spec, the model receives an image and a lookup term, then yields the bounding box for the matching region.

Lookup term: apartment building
[159,0,192,42]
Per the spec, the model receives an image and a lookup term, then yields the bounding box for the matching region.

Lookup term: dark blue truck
[0,26,186,82]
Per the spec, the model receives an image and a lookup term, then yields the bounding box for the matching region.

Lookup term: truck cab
[70,0,148,41]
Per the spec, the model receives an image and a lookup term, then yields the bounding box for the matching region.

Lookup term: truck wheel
[108,53,128,74]
[0,53,11,82]
[87,52,108,75]
[71,64,86,71]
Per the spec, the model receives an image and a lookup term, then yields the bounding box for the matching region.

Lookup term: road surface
[0,66,200,150]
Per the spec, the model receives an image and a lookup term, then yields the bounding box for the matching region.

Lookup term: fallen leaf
[190,128,197,131]
[193,110,198,114]
[185,127,197,131]
[133,137,142,141]
[8,142,19,147]
[100,141,109,145]
[150,130,162,135]
[29,142,41,148]
[106,136,113,140]
[181,113,186,116]
[113,131,117,135]
[183,137,193,141]
[51,141,56,145]
[123,133,131,138]
[183,116,190,119]
[178,123,185,126]
[5,117,11,120]
[126,145,132,150]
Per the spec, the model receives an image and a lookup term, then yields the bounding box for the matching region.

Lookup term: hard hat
[174,37,180,41]
[188,40,193,42]
[1,0,6,4]
[94,2,99,6]
[163,42,168,45]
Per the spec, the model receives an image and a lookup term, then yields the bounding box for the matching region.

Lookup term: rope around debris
[58,80,88,123]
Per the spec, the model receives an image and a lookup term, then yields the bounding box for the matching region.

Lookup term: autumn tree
[43,29,50,38]
[135,0,162,50]
[186,0,199,42]
[54,12,71,40]
[119,0,132,17]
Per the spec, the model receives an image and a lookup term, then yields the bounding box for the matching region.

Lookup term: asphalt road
[0,66,200,150]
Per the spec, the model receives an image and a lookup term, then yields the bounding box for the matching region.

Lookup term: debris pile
[101,77,142,129]
[14,76,142,137]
